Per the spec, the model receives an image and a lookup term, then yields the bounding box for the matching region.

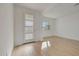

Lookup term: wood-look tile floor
[12,36,79,56]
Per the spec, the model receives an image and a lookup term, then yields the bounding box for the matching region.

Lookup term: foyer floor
[12,36,79,56]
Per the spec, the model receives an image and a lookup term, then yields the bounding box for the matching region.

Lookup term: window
[42,20,50,30]
[42,21,48,28]
[24,14,34,40]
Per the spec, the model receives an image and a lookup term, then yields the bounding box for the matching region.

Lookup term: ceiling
[17,3,79,19]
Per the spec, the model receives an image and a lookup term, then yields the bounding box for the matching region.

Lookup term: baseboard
[43,35,55,39]
[43,35,79,42]
[14,40,42,48]
[55,34,79,41]
[23,40,41,44]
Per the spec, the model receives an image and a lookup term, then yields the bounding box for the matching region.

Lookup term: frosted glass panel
[24,34,33,40]
[25,21,33,26]
[24,27,33,33]
[25,14,33,20]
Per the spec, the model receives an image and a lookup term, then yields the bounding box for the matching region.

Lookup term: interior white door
[23,14,34,43]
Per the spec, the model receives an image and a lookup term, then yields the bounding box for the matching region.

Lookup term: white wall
[56,11,79,40]
[14,5,24,46]
[0,4,14,56]
[42,17,56,37]
[14,5,43,46]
